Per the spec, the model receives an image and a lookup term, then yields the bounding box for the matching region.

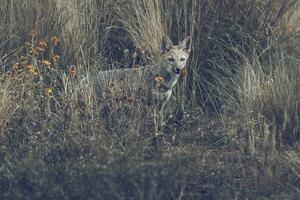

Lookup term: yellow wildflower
[29,48,38,55]
[30,30,37,37]
[42,59,51,66]
[27,64,38,76]
[155,75,164,82]
[37,40,48,48]
[45,87,53,96]
[52,55,60,62]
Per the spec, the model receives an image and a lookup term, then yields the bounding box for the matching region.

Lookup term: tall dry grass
[0,80,18,135]
[115,0,166,61]
[236,52,299,142]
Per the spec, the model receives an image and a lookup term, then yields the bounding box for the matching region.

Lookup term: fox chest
[151,87,172,102]
[149,75,178,102]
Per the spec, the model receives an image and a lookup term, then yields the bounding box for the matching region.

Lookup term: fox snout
[171,57,187,72]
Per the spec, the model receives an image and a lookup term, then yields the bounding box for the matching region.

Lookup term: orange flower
[180,68,188,76]
[51,36,59,46]
[45,87,53,96]
[30,30,37,37]
[155,74,164,82]
[37,40,48,48]
[69,66,77,78]
[42,59,51,66]
[29,48,38,55]
[52,55,60,61]
[35,47,45,52]
[27,64,38,76]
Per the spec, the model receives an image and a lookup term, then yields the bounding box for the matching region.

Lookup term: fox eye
[180,58,186,62]
[168,58,175,62]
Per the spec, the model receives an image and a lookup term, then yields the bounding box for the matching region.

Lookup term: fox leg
[153,105,165,135]
[152,95,166,147]
[153,106,159,134]
[152,90,171,146]
[157,100,167,130]
[157,90,172,129]
[152,104,165,147]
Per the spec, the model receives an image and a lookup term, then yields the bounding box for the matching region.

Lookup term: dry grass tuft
[236,51,300,143]
[115,0,166,62]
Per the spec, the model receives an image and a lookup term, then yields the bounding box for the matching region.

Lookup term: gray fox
[79,36,192,138]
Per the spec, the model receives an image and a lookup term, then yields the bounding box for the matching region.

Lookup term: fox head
[160,36,192,74]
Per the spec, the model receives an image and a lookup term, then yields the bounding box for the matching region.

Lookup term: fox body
[80,36,192,133]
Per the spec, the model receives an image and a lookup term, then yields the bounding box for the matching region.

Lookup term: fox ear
[179,36,192,53]
[161,36,173,53]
